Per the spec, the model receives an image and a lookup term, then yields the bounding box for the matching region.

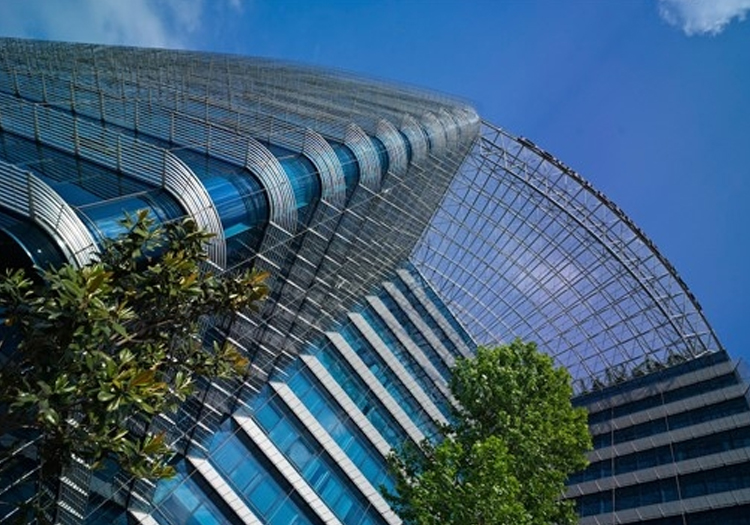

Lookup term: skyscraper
[0,39,747,524]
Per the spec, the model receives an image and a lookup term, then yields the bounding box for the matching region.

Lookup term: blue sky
[1,0,748,362]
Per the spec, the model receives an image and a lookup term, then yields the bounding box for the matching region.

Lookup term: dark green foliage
[384,340,591,525]
[0,211,268,487]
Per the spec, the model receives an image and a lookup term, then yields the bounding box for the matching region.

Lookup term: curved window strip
[369,137,389,177]
[0,160,99,267]
[265,144,322,225]
[0,211,66,271]
[331,143,360,200]
[375,119,406,176]
[172,148,269,240]
[0,130,184,246]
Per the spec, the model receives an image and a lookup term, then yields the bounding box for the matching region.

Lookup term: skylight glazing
[412,121,722,392]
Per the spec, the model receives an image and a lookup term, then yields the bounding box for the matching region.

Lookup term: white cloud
[228,0,245,12]
[658,0,750,36]
[0,0,206,49]
[163,0,204,34]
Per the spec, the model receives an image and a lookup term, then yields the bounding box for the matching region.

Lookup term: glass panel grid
[411,122,723,393]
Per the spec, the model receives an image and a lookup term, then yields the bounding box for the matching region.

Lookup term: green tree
[0,211,268,512]
[384,340,591,525]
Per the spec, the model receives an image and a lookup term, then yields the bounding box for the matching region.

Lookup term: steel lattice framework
[412,121,722,392]
[0,39,737,524]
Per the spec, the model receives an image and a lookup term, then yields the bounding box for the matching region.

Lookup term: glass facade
[136,266,471,525]
[1,38,748,525]
[567,351,750,523]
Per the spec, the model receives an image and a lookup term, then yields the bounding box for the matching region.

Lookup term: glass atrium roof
[412,121,722,393]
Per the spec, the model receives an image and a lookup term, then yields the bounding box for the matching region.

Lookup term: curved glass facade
[0,39,747,525]
[412,122,721,392]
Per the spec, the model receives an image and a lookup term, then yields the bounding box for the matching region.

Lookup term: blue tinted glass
[265,144,321,221]
[253,395,386,525]
[330,142,360,198]
[388,278,462,368]
[212,436,245,471]
[255,400,282,430]
[189,505,225,525]
[171,147,268,240]
[287,439,315,469]
[370,137,389,175]
[207,424,315,524]
[250,481,283,514]
[402,264,475,349]
[398,131,413,163]
[314,344,408,448]
[287,368,392,489]
[0,211,66,269]
[340,321,436,435]
[153,464,236,525]
[360,304,451,414]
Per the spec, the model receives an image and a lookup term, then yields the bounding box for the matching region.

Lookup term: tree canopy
[384,340,591,525]
[0,211,268,497]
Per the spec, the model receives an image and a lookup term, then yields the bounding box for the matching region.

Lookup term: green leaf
[131,369,155,387]
[97,390,116,402]
[40,407,60,426]
[0,209,269,494]
[112,322,128,338]
[36,380,52,396]
[383,340,591,525]
[107,396,122,412]
[87,270,109,292]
